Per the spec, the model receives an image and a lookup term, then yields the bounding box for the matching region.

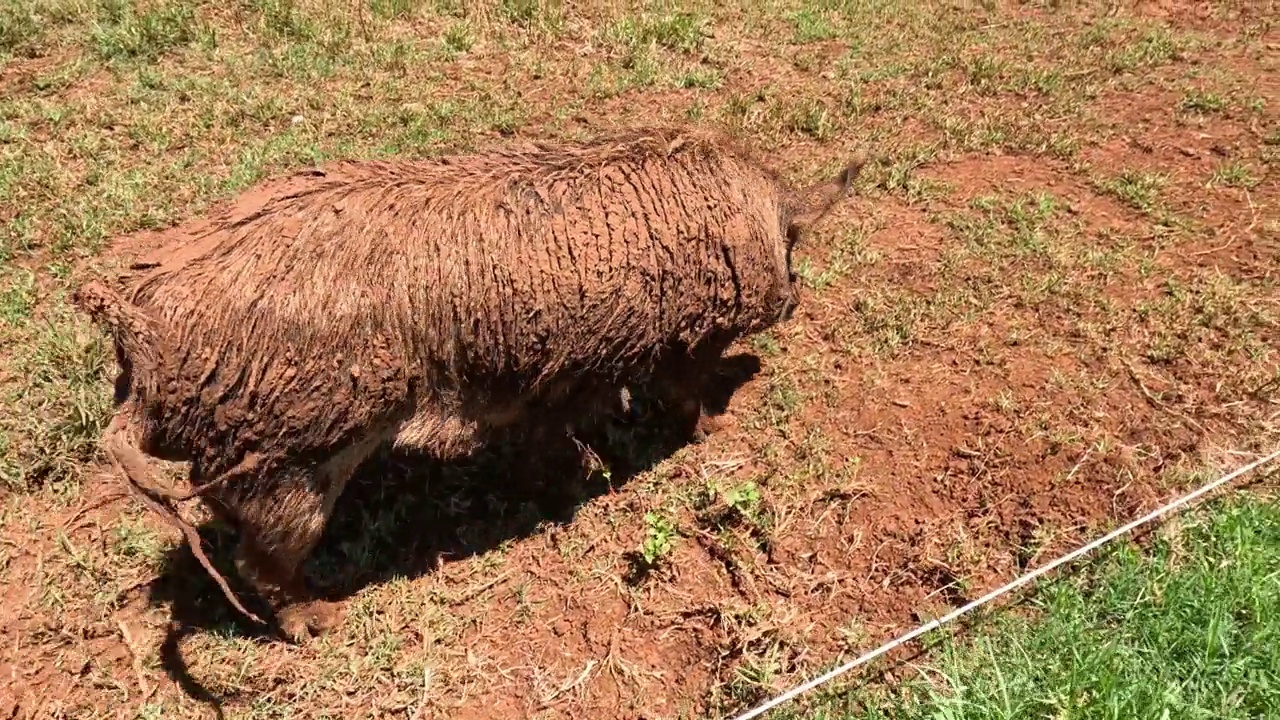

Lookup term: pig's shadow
[146,353,761,706]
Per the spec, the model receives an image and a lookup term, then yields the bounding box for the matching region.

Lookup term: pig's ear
[786,156,865,245]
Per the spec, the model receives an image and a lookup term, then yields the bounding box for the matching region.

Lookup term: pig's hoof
[277,600,344,643]
[690,415,722,443]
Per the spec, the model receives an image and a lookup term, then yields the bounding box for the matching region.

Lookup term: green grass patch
[1097,169,1166,213]
[791,493,1280,719]
[1180,88,1227,114]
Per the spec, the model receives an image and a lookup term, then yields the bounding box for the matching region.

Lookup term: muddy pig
[72,125,863,642]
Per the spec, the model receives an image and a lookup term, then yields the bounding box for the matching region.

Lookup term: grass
[1210,162,1259,190]
[792,492,1280,719]
[1097,169,1167,213]
[1180,88,1227,114]
[1,0,1278,718]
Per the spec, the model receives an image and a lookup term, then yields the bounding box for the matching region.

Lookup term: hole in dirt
[143,353,762,703]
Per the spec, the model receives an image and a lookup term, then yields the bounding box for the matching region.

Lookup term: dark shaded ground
[143,353,763,706]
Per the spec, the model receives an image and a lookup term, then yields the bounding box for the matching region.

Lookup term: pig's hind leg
[221,429,389,643]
